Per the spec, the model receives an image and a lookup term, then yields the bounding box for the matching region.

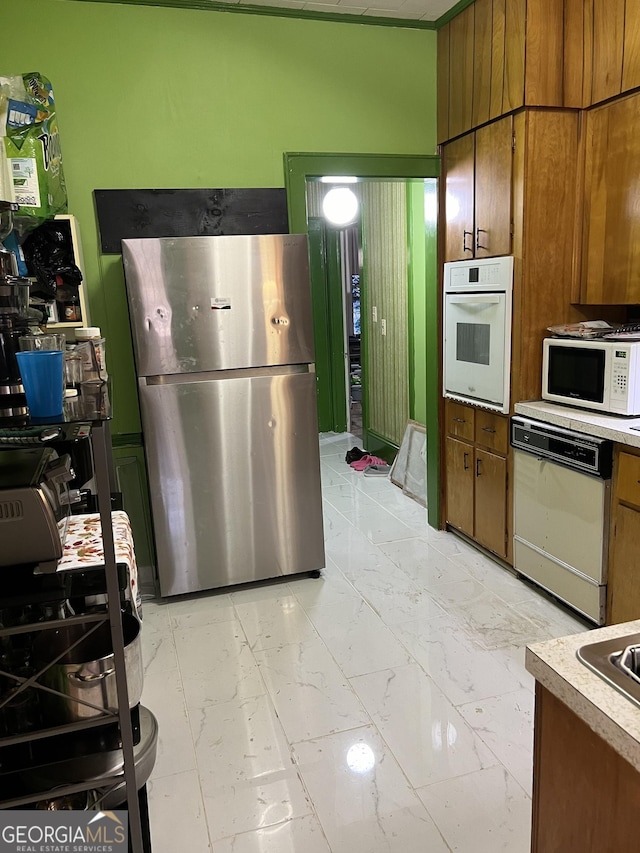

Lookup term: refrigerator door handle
[141,364,311,386]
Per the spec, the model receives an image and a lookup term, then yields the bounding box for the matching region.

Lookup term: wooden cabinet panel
[445,437,475,536]
[563,0,589,107]
[475,409,509,454]
[490,0,506,119]
[591,0,625,104]
[608,448,640,625]
[445,399,475,441]
[449,5,475,140]
[608,503,640,625]
[474,117,513,258]
[524,0,563,105]
[532,684,640,853]
[615,451,640,509]
[472,0,493,128]
[622,1,640,92]
[437,23,450,145]
[474,448,507,557]
[443,133,475,263]
[582,93,640,304]
[503,0,525,112]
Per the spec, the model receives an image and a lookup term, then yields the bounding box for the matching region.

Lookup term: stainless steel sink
[577,633,640,707]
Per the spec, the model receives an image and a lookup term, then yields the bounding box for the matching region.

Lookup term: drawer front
[445,399,475,441]
[616,451,640,509]
[474,409,509,454]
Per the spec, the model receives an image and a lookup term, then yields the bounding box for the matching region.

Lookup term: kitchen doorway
[284,153,440,526]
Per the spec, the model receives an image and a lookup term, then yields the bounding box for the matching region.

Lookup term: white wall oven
[443,256,513,414]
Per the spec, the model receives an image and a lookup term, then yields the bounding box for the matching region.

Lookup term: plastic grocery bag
[0,73,68,233]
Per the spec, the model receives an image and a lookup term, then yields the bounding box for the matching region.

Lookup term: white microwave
[542,338,640,416]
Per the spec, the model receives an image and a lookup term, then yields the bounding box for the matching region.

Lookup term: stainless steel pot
[34,614,142,723]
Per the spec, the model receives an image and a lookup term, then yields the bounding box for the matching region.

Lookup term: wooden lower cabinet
[532,684,640,852]
[444,400,509,560]
[474,448,508,556]
[607,447,640,624]
[445,437,474,537]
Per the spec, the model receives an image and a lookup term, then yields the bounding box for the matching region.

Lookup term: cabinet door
[474,448,507,558]
[448,4,475,140]
[582,94,640,304]
[503,0,526,112]
[472,0,493,128]
[622,2,640,93]
[437,23,450,144]
[474,118,513,259]
[445,437,474,537]
[591,0,624,104]
[443,133,475,263]
[608,503,640,624]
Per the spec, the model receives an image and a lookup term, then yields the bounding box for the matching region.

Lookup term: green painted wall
[3,0,437,436]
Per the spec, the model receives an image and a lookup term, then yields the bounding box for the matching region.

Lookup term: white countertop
[526,621,640,771]
[514,400,640,449]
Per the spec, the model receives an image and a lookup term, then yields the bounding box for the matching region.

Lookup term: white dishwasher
[511,416,613,625]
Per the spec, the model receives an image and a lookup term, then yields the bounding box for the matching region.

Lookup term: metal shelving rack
[0,399,147,852]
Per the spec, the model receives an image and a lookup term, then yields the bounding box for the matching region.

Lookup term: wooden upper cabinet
[443,132,475,263]
[503,0,525,112]
[582,92,640,304]
[437,24,451,145]
[439,0,566,143]
[622,1,640,92]
[443,117,513,262]
[591,0,625,104]
[472,0,493,127]
[448,5,475,140]
[474,118,513,258]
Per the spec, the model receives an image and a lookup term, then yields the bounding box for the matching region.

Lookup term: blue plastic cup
[15,350,64,418]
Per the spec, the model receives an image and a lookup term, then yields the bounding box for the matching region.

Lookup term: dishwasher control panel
[511,416,612,478]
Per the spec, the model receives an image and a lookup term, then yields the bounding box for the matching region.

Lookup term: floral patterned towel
[56,511,140,617]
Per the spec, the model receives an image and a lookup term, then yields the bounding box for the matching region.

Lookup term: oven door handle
[448,295,501,304]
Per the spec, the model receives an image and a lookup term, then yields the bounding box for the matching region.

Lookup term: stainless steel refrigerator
[122,234,325,597]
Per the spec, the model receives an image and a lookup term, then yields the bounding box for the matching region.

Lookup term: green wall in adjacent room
[3,0,437,436]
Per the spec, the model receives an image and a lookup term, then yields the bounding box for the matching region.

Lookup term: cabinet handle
[481,427,496,434]
[453,417,466,424]
[476,458,482,476]
[463,452,469,470]
[463,230,473,253]
[476,228,488,251]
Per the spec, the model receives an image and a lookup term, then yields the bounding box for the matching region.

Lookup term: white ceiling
[218,0,460,24]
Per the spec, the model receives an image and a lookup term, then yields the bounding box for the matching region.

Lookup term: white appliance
[511,416,612,625]
[443,256,513,414]
[542,337,640,416]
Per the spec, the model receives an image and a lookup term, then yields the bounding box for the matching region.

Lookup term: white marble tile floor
[142,431,593,852]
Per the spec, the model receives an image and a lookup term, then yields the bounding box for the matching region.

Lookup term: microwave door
[444,292,509,410]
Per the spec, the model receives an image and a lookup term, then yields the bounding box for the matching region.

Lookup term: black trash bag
[20,220,82,301]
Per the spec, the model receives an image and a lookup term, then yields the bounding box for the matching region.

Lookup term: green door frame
[284,152,440,528]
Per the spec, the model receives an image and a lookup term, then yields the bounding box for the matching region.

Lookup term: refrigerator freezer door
[122,234,315,376]
[139,370,325,596]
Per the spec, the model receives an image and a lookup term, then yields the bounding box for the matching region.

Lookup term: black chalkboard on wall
[94,188,289,254]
